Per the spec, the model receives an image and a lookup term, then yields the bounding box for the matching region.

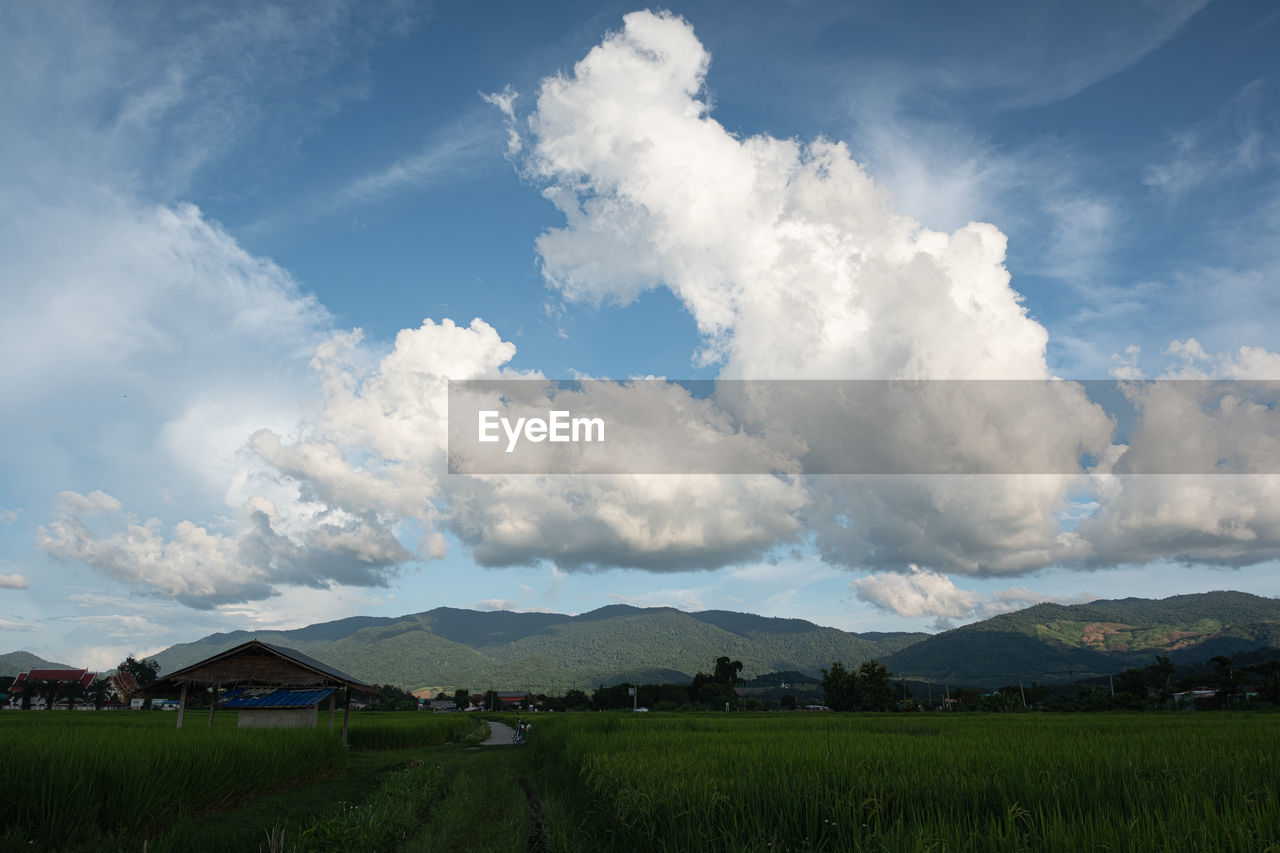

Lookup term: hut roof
[13,669,95,689]
[140,640,379,697]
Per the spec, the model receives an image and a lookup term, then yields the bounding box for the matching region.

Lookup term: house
[137,640,380,743]
[10,669,96,708]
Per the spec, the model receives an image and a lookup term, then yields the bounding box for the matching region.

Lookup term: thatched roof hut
[140,640,379,743]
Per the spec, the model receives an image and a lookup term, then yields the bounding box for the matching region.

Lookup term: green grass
[0,710,484,851]
[7,710,1280,852]
[525,712,1280,852]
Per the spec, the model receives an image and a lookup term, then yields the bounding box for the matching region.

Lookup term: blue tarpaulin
[219,687,337,709]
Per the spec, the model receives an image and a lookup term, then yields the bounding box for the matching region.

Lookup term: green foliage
[117,654,161,687]
[366,683,417,711]
[885,591,1280,686]
[147,605,927,694]
[0,712,347,849]
[344,713,483,751]
[528,712,1280,852]
[820,659,894,711]
[295,760,446,850]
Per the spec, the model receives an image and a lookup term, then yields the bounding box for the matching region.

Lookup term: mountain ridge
[10,590,1278,691]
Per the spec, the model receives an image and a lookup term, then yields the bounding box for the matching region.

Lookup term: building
[10,669,96,709]
[138,640,380,743]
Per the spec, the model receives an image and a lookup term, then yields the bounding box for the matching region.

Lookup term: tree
[61,677,86,711]
[713,656,744,686]
[87,677,114,710]
[36,678,63,711]
[115,656,160,707]
[857,660,894,711]
[453,688,470,710]
[820,662,859,711]
[563,689,592,712]
[117,656,160,687]
[368,684,417,711]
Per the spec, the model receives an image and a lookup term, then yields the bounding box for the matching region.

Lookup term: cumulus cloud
[607,588,706,611]
[0,574,29,589]
[527,11,1051,381]
[260,323,808,573]
[853,566,1088,625]
[22,8,1280,612]
[515,10,1120,576]
[36,489,409,607]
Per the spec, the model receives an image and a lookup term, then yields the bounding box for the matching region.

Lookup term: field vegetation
[527,712,1280,852]
[0,711,481,850]
[2,708,1278,851]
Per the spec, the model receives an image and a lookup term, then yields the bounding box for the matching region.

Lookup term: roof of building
[13,669,95,689]
[219,687,338,709]
[139,640,379,697]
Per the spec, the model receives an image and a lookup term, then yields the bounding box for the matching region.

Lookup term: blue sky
[2,0,1279,672]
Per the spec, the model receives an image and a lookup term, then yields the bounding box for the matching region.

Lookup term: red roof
[13,669,95,689]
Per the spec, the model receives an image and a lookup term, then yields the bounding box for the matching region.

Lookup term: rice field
[0,710,480,849]
[2,710,1277,851]
[526,712,1280,852]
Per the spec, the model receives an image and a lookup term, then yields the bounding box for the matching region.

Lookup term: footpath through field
[481,720,516,745]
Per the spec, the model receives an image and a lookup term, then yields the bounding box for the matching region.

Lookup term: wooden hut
[139,640,379,744]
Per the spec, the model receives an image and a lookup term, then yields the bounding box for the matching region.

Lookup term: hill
[883,590,1280,686]
[0,651,72,677]
[150,605,927,693]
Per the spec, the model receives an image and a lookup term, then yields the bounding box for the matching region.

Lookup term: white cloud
[607,588,706,611]
[36,488,410,606]
[333,111,499,207]
[852,566,1089,622]
[474,599,524,611]
[527,10,1051,381]
[852,566,980,619]
[518,11,1119,577]
[0,509,18,525]
[1143,80,1268,200]
[0,573,28,589]
[0,619,40,632]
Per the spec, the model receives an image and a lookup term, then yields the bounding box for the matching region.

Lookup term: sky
[2,0,1279,672]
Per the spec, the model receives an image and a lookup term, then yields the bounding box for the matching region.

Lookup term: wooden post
[176,682,188,729]
[341,686,351,747]
[208,684,218,727]
[328,690,336,732]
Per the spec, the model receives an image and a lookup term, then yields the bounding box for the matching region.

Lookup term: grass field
[0,710,481,850]
[2,710,1277,852]
[526,712,1280,852]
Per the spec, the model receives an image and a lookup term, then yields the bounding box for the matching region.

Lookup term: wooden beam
[328,690,336,732]
[208,684,218,728]
[341,686,351,747]
[176,682,188,729]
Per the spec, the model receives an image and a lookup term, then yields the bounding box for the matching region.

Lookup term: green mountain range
[0,651,70,677]
[148,605,925,693]
[882,590,1280,685]
[9,590,1277,692]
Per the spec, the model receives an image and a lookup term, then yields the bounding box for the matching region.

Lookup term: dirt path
[481,720,517,745]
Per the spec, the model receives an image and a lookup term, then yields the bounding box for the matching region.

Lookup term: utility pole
[1019,681,1027,709]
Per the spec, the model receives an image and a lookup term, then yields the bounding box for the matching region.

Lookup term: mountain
[883,590,1280,686]
[0,651,72,677]
[150,605,927,693]
[144,591,1280,693]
